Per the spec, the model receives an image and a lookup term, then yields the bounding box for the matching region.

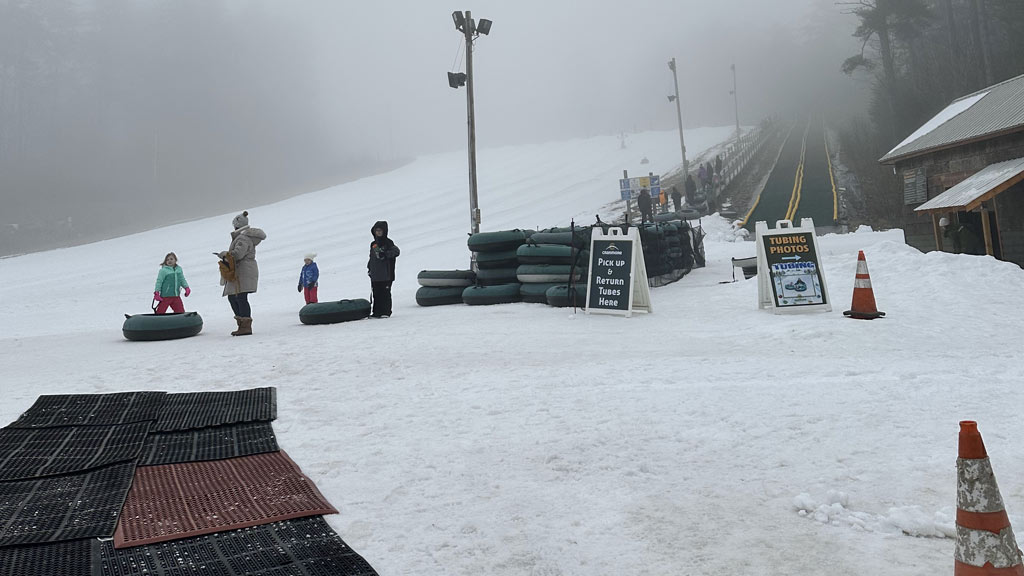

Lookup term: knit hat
[232,210,249,229]
[304,252,317,261]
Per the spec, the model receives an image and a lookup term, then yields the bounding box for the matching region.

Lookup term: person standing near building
[367,220,400,318]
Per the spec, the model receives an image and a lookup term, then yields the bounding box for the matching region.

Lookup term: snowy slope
[2,127,1023,576]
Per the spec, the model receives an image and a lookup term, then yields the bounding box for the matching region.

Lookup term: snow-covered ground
[2,127,1023,575]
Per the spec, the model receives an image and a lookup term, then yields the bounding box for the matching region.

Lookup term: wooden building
[879,74,1024,267]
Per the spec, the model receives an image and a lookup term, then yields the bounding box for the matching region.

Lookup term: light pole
[667,58,688,179]
[449,11,492,248]
[730,63,740,147]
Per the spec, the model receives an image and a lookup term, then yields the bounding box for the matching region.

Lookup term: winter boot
[232,317,253,336]
[230,317,242,336]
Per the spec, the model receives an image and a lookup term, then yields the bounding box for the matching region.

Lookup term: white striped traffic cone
[955,421,1024,575]
[843,250,885,319]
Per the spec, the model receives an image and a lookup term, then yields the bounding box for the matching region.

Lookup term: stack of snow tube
[416,270,476,306]
[123,312,203,341]
[545,283,588,307]
[299,299,371,325]
[516,233,589,304]
[464,230,530,305]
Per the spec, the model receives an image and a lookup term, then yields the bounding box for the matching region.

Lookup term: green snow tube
[122,312,203,341]
[462,283,521,305]
[417,269,476,287]
[299,299,371,325]
[475,267,519,286]
[545,284,588,308]
[516,244,588,265]
[475,249,519,269]
[519,282,563,303]
[416,286,465,306]
[467,229,529,253]
[528,230,590,248]
[516,264,587,283]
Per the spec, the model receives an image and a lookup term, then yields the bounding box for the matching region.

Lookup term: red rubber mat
[0,539,91,576]
[139,421,278,466]
[7,392,166,428]
[112,450,337,548]
[0,461,136,546]
[0,422,151,481]
[97,516,378,576]
[153,387,277,432]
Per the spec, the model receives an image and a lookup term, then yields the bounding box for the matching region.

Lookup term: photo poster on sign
[617,175,662,202]
[585,227,652,317]
[755,218,831,314]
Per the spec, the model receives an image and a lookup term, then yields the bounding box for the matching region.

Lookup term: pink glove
[153,291,162,301]
[184,287,191,297]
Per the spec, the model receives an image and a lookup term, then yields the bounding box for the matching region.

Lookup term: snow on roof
[887,92,988,156]
[880,73,1024,163]
[915,156,1024,212]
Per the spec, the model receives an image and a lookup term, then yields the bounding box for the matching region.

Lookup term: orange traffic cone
[843,251,885,319]
[954,421,1024,575]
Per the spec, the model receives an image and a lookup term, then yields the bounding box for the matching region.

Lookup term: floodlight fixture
[477,19,492,35]
[668,95,676,102]
[452,11,465,31]
[448,72,467,89]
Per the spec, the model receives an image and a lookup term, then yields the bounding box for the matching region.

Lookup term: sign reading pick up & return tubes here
[755,218,831,313]
[585,227,651,317]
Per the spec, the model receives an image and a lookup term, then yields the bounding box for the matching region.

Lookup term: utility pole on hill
[667,58,688,178]
[731,63,741,147]
[448,11,492,251]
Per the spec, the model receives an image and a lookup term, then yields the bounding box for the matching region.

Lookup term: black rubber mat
[7,391,166,428]
[0,422,151,481]
[154,387,277,432]
[0,461,136,546]
[139,421,279,466]
[96,516,378,576]
[0,539,92,576]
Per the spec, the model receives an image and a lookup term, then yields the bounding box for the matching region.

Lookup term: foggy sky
[259,0,864,159]
[1,0,866,253]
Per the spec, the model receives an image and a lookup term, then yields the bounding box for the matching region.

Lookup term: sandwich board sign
[585,227,652,317]
[755,218,831,313]
[618,174,661,201]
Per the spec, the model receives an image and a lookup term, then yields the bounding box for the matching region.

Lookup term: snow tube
[417,270,476,287]
[516,264,586,283]
[475,267,519,286]
[519,282,563,303]
[467,229,529,253]
[516,244,588,265]
[122,312,203,341]
[416,286,465,307]
[528,230,589,248]
[299,299,371,325]
[462,283,521,306]
[678,208,701,220]
[475,249,519,269]
[545,284,587,308]
[654,212,682,222]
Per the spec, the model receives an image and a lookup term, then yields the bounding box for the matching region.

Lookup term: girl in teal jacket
[154,252,191,314]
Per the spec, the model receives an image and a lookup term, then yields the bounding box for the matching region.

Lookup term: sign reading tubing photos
[585,227,652,317]
[755,218,831,313]
[619,175,661,201]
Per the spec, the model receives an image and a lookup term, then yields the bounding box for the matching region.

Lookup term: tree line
[836,0,1024,227]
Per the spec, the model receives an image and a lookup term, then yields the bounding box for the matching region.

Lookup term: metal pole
[465,11,480,237]
[668,58,688,178]
[731,63,741,146]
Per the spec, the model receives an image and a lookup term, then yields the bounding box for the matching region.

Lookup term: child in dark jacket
[297,253,319,304]
[367,221,399,317]
[154,252,190,314]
